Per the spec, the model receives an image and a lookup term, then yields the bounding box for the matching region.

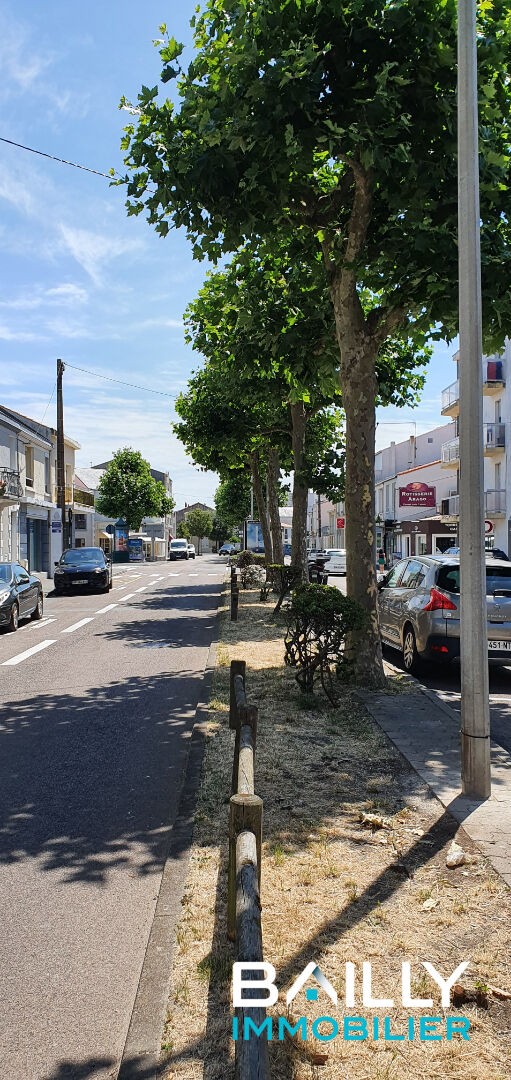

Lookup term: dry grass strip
[162,589,511,1080]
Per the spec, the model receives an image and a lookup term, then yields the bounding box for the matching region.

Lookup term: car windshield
[0,564,13,583]
[171,540,187,548]
[437,564,511,596]
[61,549,104,564]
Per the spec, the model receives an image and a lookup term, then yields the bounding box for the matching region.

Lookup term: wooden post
[230,660,246,730]
[228,794,263,941]
[231,682,249,795]
[234,830,270,1080]
[237,706,258,796]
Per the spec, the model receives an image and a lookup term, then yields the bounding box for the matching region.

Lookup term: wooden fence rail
[227,660,270,1080]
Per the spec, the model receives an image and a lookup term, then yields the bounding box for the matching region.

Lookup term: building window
[25,446,34,487]
[74,537,86,548]
[416,534,428,555]
[74,514,86,531]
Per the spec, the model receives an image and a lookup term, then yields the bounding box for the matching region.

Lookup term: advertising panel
[399,482,436,508]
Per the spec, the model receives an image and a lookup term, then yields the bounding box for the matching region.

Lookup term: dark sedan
[54,547,112,593]
[0,561,44,632]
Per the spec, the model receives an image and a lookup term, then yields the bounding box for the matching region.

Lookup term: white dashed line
[61,618,95,634]
[134,586,147,592]
[2,640,56,666]
[168,573,181,577]
[118,593,136,602]
[20,617,57,630]
[95,603,118,614]
[189,573,199,577]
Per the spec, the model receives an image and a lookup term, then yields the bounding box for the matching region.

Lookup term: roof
[74,466,105,491]
[0,405,53,447]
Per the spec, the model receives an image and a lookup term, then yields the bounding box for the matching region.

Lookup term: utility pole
[56,360,68,551]
[458,1,491,797]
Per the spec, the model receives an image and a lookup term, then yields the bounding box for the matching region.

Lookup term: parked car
[218,542,236,556]
[322,548,347,576]
[187,543,196,559]
[168,538,189,561]
[378,554,511,672]
[54,547,112,593]
[0,561,43,632]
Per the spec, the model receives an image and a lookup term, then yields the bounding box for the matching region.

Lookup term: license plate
[488,640,511,651]
[73,579,88,585]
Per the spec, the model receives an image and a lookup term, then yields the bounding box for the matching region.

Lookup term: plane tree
[120,0,511,682]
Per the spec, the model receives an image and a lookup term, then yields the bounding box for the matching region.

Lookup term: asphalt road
[327,571,511,755]
[0,556,226,1080]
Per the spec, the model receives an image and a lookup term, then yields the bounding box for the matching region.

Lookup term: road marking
[189,573,199,577]
[2,639,56,666]
[150,575,165,581]
[61,617,95,634]
[168,573,181,577]
[118,593,136,602]
[134,586,147,592]
[20,617,56,631]
[95,603,118,614]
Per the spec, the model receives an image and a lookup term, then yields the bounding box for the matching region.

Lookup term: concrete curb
[117,630,220,1079]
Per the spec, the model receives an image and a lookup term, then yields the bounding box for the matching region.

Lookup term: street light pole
[458,0,491,797]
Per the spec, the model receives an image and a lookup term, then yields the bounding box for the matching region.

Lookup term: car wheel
[31,594,44,620]
[402,625,420,674]
[9,603,19,632]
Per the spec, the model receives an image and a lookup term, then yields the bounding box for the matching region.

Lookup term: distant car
[322,548,347,576]
[168,538,189,561]
[54,547,112,593]
[378,554,511,672]
[218,542,236,555]
[187,543,196,559]
[0,561,43,632]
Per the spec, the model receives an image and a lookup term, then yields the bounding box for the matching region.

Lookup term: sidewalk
[359,669,511,887]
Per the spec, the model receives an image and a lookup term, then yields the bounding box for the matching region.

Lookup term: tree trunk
[290,402,308,579]
[251,452,272,561]
[330,281,386,688]
[267,448,284,564]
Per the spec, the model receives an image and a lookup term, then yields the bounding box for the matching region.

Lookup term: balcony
[485,489,506,517]
[73,488,95,508]
[483,357,505,393]
[441,495,459,518]
[0,467,23,502]
[484,422,505,453]
[441,437,460,467]
[441,379,460,417]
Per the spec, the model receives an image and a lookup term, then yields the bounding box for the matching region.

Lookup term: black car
[0,561,44,632]
[54,547,112,593]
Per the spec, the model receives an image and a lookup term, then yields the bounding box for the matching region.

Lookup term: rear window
[437,565,511,596]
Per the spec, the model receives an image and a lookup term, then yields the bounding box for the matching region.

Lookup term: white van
[168,538,189,561]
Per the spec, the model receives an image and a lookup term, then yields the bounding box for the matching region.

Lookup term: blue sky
[0,1,453,508]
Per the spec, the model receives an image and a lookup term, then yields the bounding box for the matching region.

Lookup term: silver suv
[378,555,511,672]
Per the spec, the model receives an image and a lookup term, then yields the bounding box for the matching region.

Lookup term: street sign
[336,517,345,529]
[484,520,494,535]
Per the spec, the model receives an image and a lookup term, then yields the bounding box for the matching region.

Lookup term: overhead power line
[0,135,118,180]
[63,362,178,399]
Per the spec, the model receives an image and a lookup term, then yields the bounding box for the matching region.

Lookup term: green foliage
[285,584,367,702]
[177,520,191,539]
[235,550,267,588]
[214,473,251,530]
[185,507,213,541]
[95,447,174,531]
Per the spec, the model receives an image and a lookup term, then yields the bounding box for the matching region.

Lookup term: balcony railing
[484,422,505,451]
[485,489,506,515]
[0,467,23,499]
[441,379,460,414]
[441,437,460,465]
[73,488,95,507]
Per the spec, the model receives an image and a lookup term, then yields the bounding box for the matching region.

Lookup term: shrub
[284,584,367,702]
[234,549,267,587]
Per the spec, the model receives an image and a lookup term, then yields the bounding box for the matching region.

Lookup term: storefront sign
[399,483,436,508]
[336,517,345,529]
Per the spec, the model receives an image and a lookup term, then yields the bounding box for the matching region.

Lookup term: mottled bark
[290,402,308,579]
[251,452,272,561]
[329,279,386,688]
[267,447,284,564]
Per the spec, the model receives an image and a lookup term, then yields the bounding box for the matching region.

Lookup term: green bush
[235,549,267,587]
[284,584,367,701]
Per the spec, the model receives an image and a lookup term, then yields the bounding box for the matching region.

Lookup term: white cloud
[59,225,143,285]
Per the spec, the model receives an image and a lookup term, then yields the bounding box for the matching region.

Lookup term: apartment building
[440,342,510,553]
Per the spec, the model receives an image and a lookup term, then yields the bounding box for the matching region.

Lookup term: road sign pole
[458,0,491,798]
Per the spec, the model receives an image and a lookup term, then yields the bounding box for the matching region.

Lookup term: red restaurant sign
[336,517,345,529]
[399,482,436,508]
